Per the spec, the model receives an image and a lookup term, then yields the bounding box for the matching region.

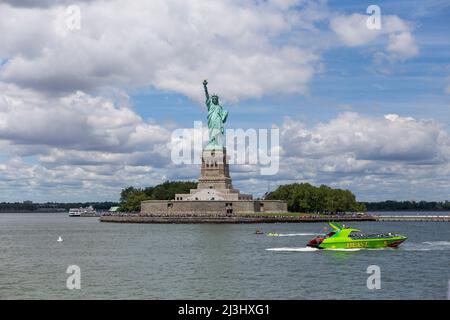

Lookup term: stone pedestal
[197,148,232,190]
[140,147,287,217]
[175,148,252,201]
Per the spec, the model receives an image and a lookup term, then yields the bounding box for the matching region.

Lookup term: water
[370,211,450,216]
[0,213,449,300]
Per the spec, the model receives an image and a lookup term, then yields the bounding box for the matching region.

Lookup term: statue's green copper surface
[203,80,228,150]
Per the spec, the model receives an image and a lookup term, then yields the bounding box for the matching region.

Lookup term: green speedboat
[266,232,280,237]
[307,222,407,249]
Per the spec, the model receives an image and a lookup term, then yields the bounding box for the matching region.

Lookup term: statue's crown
[212,93,219,99]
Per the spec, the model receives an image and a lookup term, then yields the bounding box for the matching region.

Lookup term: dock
[376,215,450,222]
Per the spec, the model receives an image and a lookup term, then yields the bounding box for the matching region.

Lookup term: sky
[0,0,450,202]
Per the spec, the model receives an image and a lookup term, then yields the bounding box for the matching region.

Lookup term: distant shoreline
[100,214,377,224]
[1,210,450,214]
[0,210,67,213]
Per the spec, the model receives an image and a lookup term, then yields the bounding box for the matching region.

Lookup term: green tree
[266,182,366,214]
[118,181,197,212]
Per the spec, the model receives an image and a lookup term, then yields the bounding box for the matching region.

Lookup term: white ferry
[68,206,97,217]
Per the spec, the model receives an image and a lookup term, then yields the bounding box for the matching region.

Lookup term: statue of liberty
[203,80,228,150]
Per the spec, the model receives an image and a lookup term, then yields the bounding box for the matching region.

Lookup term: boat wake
[422,241,450,246]
[402,241,450,251]
[266,247,363,252]
[267,247,398,253]
[277,233,316,237]
[266,247,319,252]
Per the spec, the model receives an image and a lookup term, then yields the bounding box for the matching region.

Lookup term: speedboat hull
[307,222,407,249]
[316,236,407,249]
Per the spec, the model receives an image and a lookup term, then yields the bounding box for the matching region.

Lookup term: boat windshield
[350,232,398,239]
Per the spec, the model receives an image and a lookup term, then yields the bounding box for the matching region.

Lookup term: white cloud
[0,1,420,100]
[0,84,177,202]
[273,113,450,201]
[1,93,450,201]
[0,84,169,152]
[0,0,95,8]
[0,157,175,202]
[0,1,437,202]
[330,14,380,47]
[0,0,324,101]
[386,31,418,60]
[281,112,445,162]
[330,13,419,61]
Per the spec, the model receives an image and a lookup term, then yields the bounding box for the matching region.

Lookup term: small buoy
[57,236,63,242]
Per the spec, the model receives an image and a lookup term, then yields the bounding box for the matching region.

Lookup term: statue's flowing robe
[206,98,228,146]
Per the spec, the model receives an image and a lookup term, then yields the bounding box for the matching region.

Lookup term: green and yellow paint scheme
[266,232,280,237]
[307,222,407,249]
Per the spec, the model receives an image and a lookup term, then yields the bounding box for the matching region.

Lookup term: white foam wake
[402,241,450,251]
[266,247,319,252]
[422,241,450,246]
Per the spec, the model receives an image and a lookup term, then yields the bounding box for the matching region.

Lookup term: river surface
[370,211,450,216]
[0,212,449,299]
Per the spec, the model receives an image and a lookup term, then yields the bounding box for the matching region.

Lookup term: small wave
[422,241,450,246]
[402,245,432,251]
[266,247,319,252]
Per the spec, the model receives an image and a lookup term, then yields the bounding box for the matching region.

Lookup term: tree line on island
[0,202,119,212]
[265,183,366,213]
[2,182,449,213]
[118,181,450,213]
[118,181,366,213]
[362,200,450,211]
[119,181,198,212]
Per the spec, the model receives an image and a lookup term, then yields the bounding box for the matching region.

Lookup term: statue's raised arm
[203,80,210,102]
